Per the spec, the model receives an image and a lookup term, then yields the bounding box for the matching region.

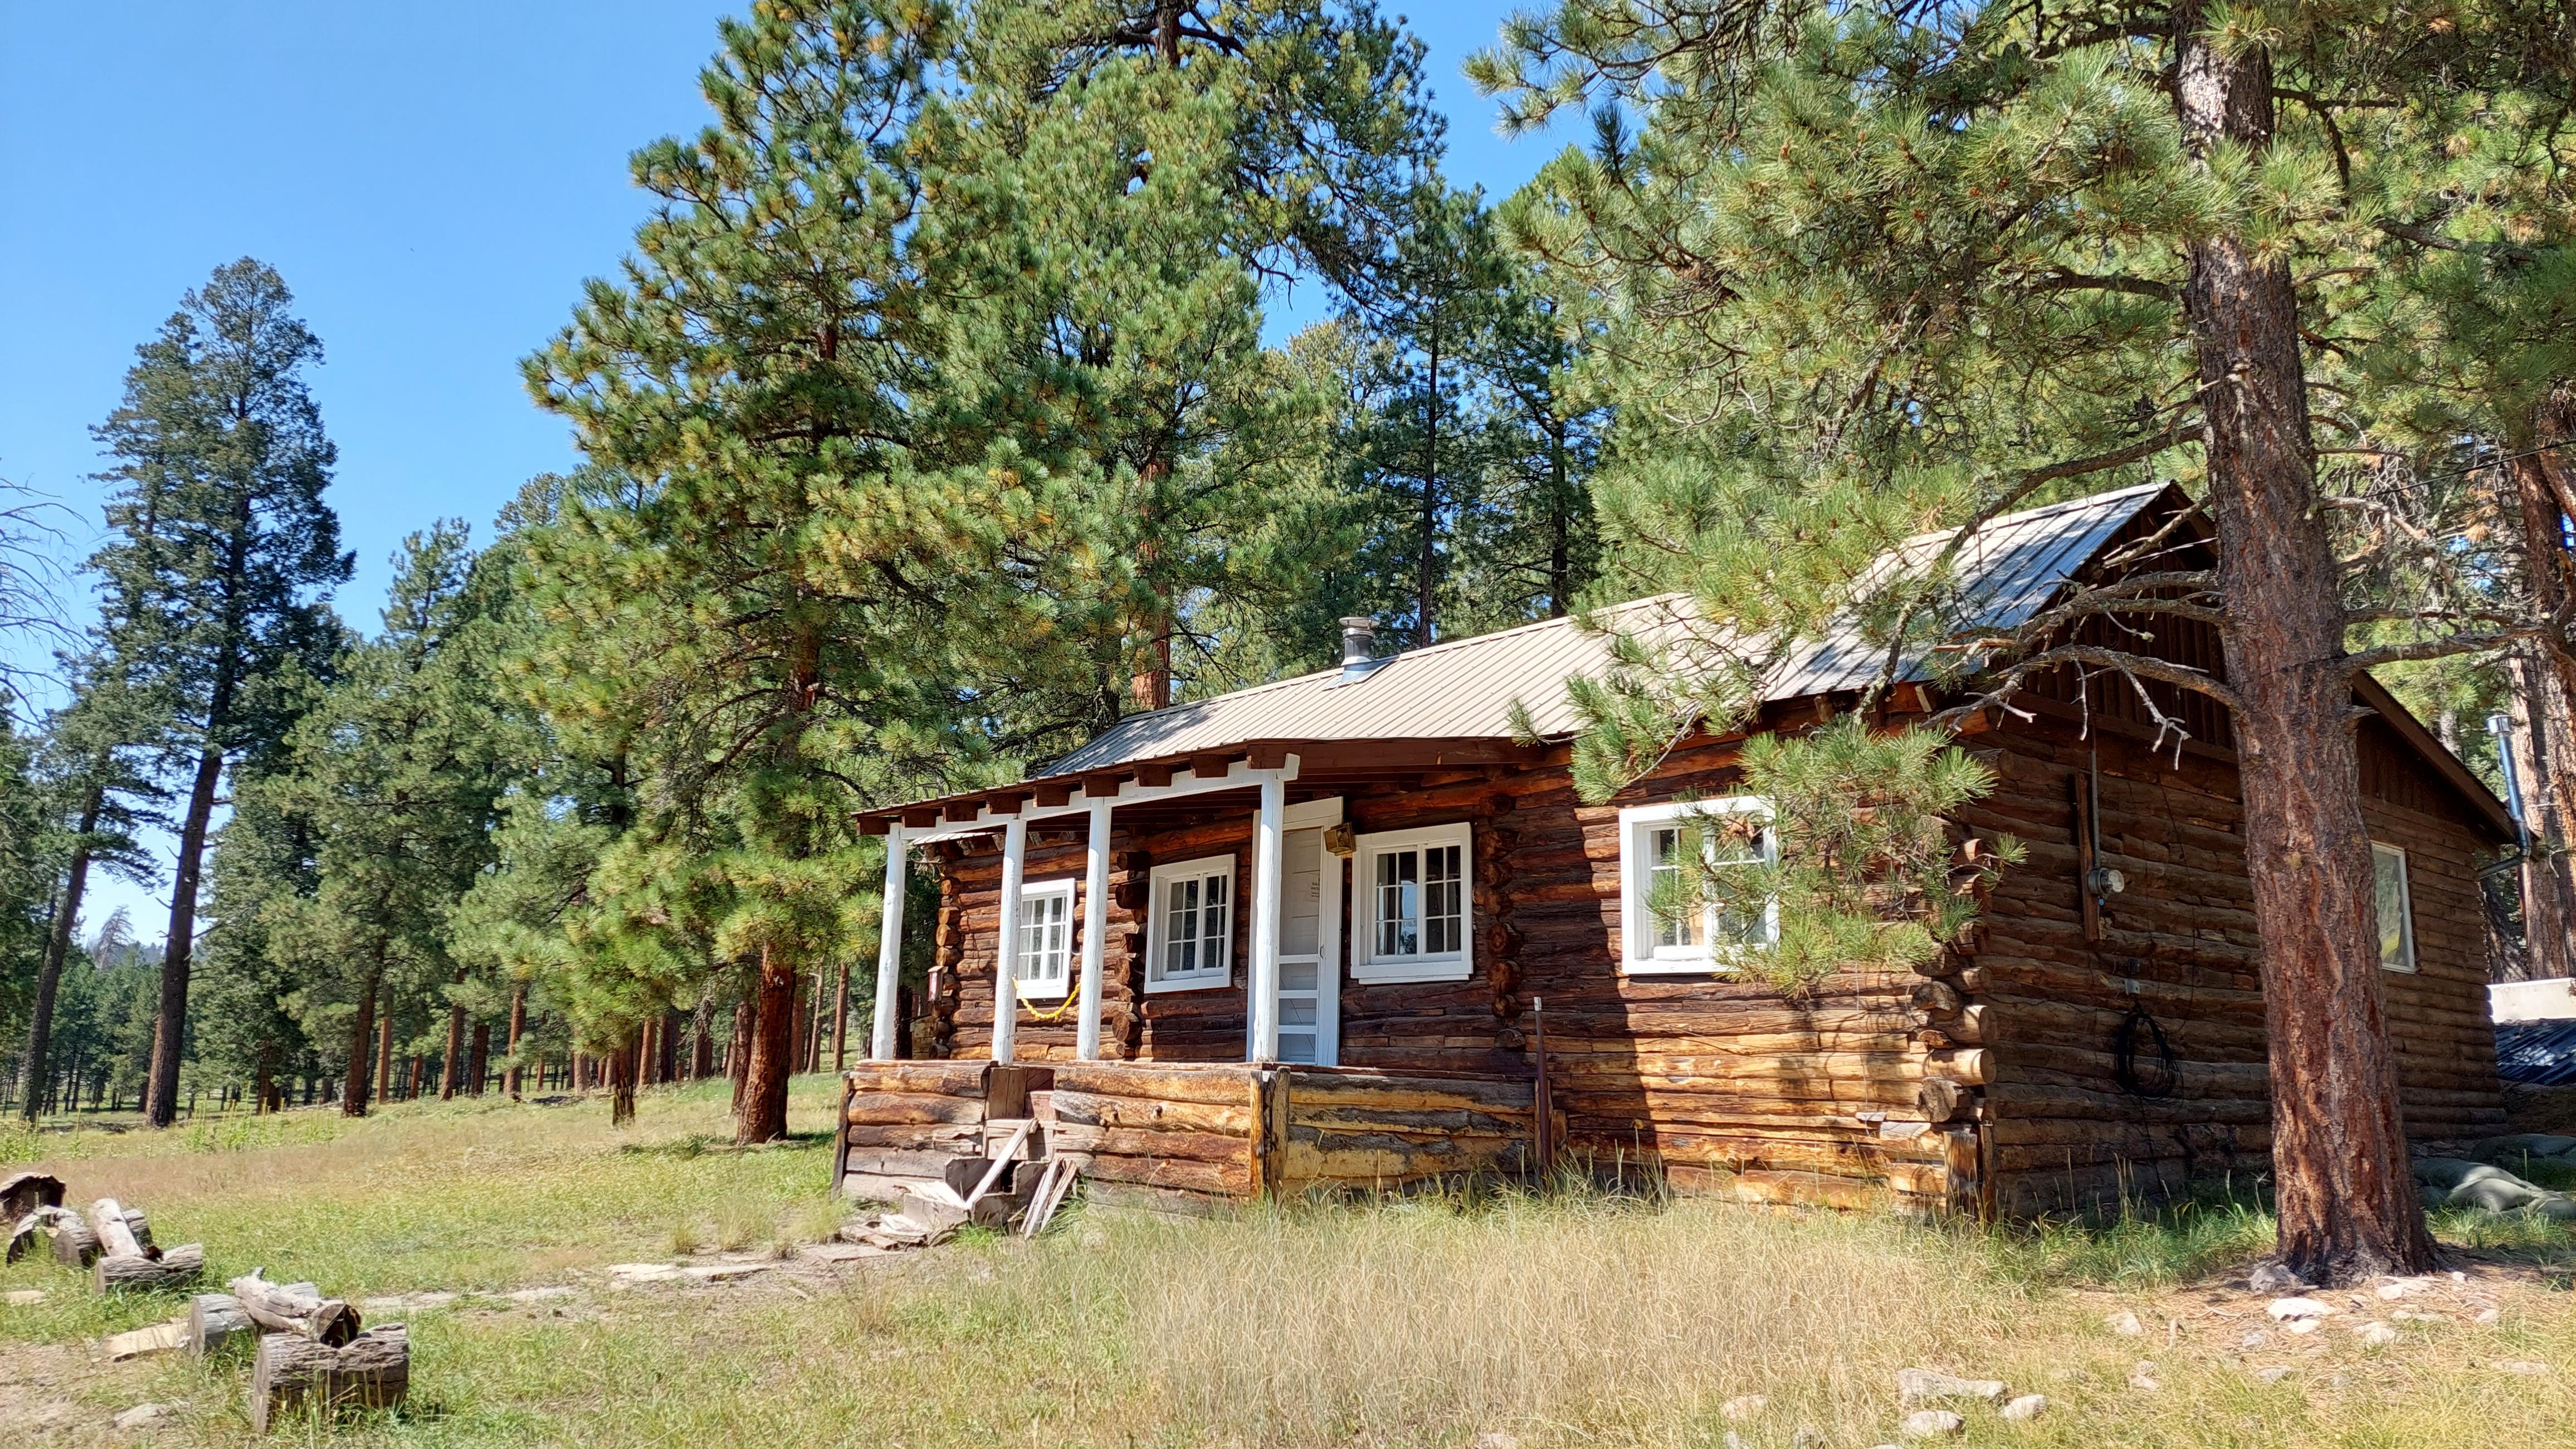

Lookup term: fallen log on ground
[7,1205,76,1265]
[248,1323,409,1432]
[228,1271,362,1346]
[189,1292,253,1356]
[97,1242,206,1292]
[90,1196,202,1291]
[2,1170,65,1218]
[50,1209,99,1269]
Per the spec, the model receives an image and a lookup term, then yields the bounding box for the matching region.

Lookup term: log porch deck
[836,1060,1558,1213]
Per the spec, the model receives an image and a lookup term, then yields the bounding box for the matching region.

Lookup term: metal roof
[2496,1020,2576,1087]
[1047,483,2173,775]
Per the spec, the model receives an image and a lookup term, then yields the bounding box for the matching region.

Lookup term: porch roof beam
[894,756,1300,846]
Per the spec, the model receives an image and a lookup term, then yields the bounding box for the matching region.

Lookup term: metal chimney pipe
[1338,616,1377,671]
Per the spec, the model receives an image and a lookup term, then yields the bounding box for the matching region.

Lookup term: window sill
[1143,975,1231,994]
[1350,958,1470,985]
[1620,957,1743,977]
[1015,982,1072,1002]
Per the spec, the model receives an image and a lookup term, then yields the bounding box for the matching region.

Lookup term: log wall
[911,701,2506,1217]
[1958,705,2507,1214]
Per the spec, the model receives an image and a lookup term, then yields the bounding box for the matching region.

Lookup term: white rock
[112,1403,173,1430]
[1723,1434,1745,1449]
[2255,1365,2293,1384]
[682,1261,773,1282]
[1896,1368,2008,1404]
[2128,1361,2161,1392]
[2267,1296,2335,1321]
[4,1288,45,1306]
[606,1262,684,1285]
[2247,1261,2304,1295]
[2000,1394,2048,1422]
[2353,1320,2399,1347]
[2494,1360,2550,1376]
[1897,1409,1964,1440]
[2285,1318,2324,1335]
[2475,1306,2501,1325]
[2241,1329,2270,1348]
[1720,1394,1767,1421]
[2104,1309,2145,1335]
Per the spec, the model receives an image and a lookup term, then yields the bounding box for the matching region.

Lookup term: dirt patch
[1,1340,96,1438]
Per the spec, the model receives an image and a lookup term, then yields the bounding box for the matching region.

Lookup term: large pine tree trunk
[501,987,528,1098]
[373,989,395,1108]
[439,967,467,1100]
[608,1028,638,1126]
[735,945,796,1144]
[831,960,851,1072]
[729,994,753,1111]
[341,979,377,1118]
[2174,9,2433,1280]
[19,787,100,1124]
[146,744,226,1126]
[2507,401,2576,980]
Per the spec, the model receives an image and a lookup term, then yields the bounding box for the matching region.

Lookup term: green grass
[6,1084,2575,1447]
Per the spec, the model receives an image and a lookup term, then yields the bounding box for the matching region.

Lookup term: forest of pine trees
[0,0,2571,1282]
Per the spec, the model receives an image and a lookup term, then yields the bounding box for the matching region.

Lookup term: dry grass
[6,1084,2576,1447]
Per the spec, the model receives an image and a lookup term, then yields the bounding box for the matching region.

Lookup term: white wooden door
[1263,816,1342,1065]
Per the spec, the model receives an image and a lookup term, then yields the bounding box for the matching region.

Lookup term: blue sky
[0,2,1575,941]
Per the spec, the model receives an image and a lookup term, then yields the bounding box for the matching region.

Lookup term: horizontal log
[844,1092,985,1127]
[230,1272,361,1346]
[843,1148,981,1177]
[1284,1105,1531,1138]
[842,1061,989,1097]
[1047,1063,1259,1105]
[843,1124,980,1150]
[190,1293,253,1357]
[1047,1122,1250,1165]
[1048,1091,1254,1136]
[1060,1150,1252,1196]
[96,1245,204,1292]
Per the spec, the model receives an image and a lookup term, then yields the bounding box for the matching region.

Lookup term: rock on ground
[2104,1309,2144,1335]
[1897,1409,1964,1440]
[1896,1369,2007,1405]
[112,1402,175,1429]
[2000,1394,2048,1422]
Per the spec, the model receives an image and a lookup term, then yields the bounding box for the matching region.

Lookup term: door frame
[1253,796,1344,1066]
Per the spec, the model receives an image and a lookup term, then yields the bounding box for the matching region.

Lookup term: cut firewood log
[7,1205,76,1265]
[248,1323,409,1433]
[91,1198,144,1258]
[101,1317,189,1362]
[189,1292,253,1356]
[228,1271,362,1346]
[2,1170,66,1219]
[50,1209,99,1269]
[96,1243,205,1292]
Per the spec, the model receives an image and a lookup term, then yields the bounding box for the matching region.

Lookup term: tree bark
[2507,404,2576,980]
[2174,5,2434,1280]
[502,987,528,1099]
[729,993,753,1111]
[373,982,395,1108]
[736,944,796,1144]
[439,966,467,1100]
[690,992,714,1080]
[145,742,226,1127]
[832,958,851,1072]
[341,977,377,1118]
[608,1028,638,1127]
[467,1019,490,1096]
[19,786,103,1124]
[1418,328,1442,643]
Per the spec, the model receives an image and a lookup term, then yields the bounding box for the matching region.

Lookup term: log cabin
[841,483,2515,1217]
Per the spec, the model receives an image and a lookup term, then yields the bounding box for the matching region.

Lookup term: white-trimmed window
[1619,798,1778,973]
[2373,841,2417,973]
[1146,856,1234,993]
[1014,879,1076,1000]
[1353,823,1472,983]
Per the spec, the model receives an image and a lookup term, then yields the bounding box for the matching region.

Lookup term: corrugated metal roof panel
[2496,1021,2576,1087]
[1045,483,2169,776]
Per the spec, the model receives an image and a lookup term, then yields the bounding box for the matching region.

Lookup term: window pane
[1426,845,1461,954]
[1648,826,1694,950]
[1165,879,1196,977]
[1201,874,1230,974]
[1378,850,1419,957]
[2375,846,2410,968]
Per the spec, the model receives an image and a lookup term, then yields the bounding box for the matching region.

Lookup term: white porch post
[867,831,908,1061]
[991,813,1028,1063]
[1248,770,1286,1063]
[1075,797,1113,1061]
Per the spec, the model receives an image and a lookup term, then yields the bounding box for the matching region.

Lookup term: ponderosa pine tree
[524,7,999,1143]
[17,656,164,1123]
[242,524,515,1115]
[90,257,350,1127]
[1477,2,2573,1280]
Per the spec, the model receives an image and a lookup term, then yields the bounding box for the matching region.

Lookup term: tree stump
[228,1271,361,1346]
[248,1324,409,1432]
[96,1243,205,1292]
[188,1292,253,1356]
[1,1171,65,1219]
[50,1210,99,1269]
[7,1205,75,1265]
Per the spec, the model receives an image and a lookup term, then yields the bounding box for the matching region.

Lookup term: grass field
[6,1079,2575,1447]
